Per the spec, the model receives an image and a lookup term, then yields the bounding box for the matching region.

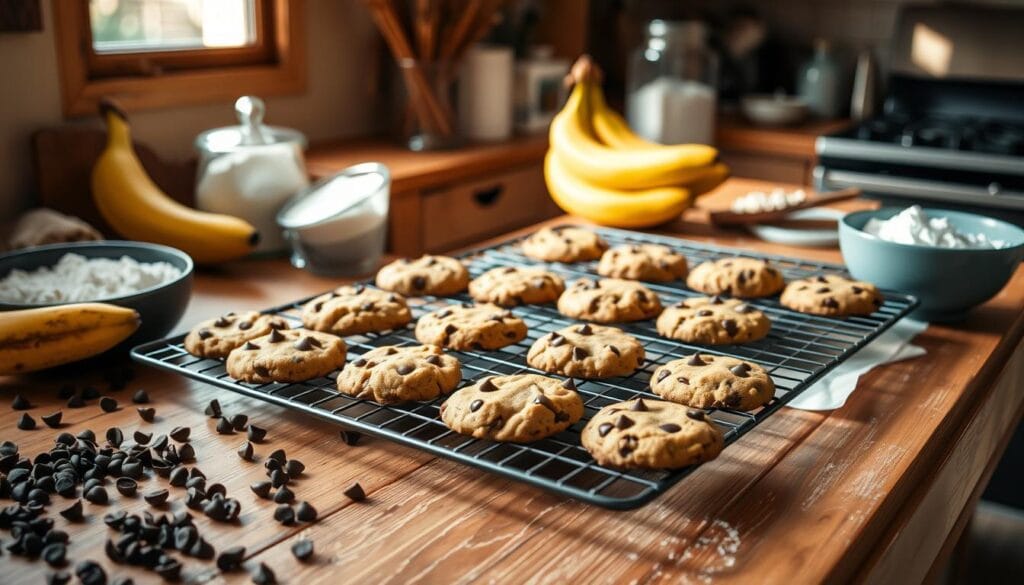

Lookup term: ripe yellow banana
[0,303,140,375]
[544,151,691,228]
[549,81,718,190]
[590,85,658,150]
[91,102,259,264]
[686,162,731,197]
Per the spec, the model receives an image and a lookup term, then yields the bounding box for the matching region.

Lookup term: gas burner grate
[131,227,917,509]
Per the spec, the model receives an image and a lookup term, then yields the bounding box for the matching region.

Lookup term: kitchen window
[54,0,306,116]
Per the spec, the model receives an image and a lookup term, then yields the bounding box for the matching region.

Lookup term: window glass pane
[89,0,256,53]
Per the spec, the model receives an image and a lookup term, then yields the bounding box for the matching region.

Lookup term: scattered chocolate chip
[59,499,84,522]
[66,395,85,409]
[99,397,118,413]
[339,430,362,445]
[42,542,67,566]
[270,469,290,488]
[136,407,155,422]
[295,501,317,522]
[343,482,366,502]
[268,328,285,343]
[478,378,497,392]
[11,394,30,410]
[577,324,593,335]
[247,425,267,442]
[216,417,234,434]
[686,354,706,366]
[131,430,150,445]
[84,485,108,504]
[155,559,182,581]
[267,448,287,463]
[721,319,738,337]
[205,399,222,418]
[81,386,101,400]
[273,504,294,525]
[250,481,272,499]
[217,546,246,572]
[131,389,149,404]
[144,489,169,507]
[686,409,706,421]
[41,411,63,428]
[169,426,190,442]
[179,442,196,462]
[284,459,305,476]
[252,562,277,585]
[115,478,137,497]
[74,560,106,585]
[273,485,295,504]
[169,467,188,487]
[630,397,649,412]
[292,538,314,561]
[237,442,254,461]
[17,413,36,430]
[598,423,614,437]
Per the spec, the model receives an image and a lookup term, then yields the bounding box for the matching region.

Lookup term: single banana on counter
[0,303,140,375]
[91,100,259,264]
[544,151,692,228]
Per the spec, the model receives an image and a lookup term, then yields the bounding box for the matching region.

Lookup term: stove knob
[900,130,914,147]
[988,182,1002,196]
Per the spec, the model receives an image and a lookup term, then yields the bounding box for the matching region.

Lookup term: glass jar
[194,96,309,255]
[626,20,718,145]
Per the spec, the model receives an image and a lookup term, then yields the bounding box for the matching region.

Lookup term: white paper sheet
[786,319,928,411]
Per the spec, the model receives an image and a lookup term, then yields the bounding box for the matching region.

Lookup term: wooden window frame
[54,0,306,117]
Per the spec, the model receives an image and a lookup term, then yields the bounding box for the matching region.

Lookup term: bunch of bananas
[0,303,139,375]
[545,57,728,227]
[91,101,259,264]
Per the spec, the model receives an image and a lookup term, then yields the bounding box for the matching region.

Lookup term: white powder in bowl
[862,206,1005,249]
[0,253,182,304]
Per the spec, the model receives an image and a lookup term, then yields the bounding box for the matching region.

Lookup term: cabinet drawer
[422,165,553,251]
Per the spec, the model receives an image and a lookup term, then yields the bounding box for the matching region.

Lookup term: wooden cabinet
[306,135,556,256]
[715,115,851,186]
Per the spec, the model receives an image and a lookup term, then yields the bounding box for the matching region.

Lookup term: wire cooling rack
[132,227,917,510]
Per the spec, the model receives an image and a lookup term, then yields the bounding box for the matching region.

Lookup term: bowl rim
[0,240,195,309]
[840,207,1024,253]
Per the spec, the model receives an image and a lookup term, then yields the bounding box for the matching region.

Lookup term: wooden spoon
[708,187,862,227]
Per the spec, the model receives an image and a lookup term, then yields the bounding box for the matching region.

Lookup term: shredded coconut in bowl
[0,253,182,305]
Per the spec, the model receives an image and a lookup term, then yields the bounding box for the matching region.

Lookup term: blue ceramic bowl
[0,241,193,343]
[840,208,1024,321]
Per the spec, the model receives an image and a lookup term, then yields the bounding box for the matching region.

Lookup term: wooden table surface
[3,178,1023,584]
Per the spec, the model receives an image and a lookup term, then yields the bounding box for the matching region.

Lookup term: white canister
[459,44,514,141]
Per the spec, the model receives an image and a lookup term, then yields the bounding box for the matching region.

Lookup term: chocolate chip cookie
[336,344,461,404]
[184,311,290,359]
[527,324,644,379]
[581,398,724,470]
[780,274,883,316]
[557,278,662,323]
[597,244,688,282]
[440,374,584,442]
[301,285,412,336]
[468,267,565,307]
[520,226,608,263]
[651,354,775,411]
[686,257,785,298]
[415,304,527,350]
[656,296,771,345]
[375,255,469,296]
[226,329,346,384]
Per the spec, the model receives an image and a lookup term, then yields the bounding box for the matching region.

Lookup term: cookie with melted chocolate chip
[468,266,565,307]
[686,257,785,298]
[557,278,662,323]
[581,398,724,469]
[597,244,688,282]
[375,255,469,297]
[780,274,883,316]
[656,296,771,345]
[650,354,775,411]
[184,311,290,359]
[520,226,608,263]
[527,323,644,379]
[302,285,412,336]
[414,303,527,350]
[226,329,346,383]
[440,374,584,442]
[337,345,461,404]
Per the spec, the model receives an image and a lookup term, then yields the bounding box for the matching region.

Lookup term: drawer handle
[473,185,504,207]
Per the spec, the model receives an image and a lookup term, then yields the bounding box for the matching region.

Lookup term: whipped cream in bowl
[862,205,1006,249]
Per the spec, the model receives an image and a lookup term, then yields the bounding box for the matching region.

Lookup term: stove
[815,3,1024,213]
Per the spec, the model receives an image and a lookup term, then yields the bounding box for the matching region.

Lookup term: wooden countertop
[2,178,1023,584]
[715,114,851,159]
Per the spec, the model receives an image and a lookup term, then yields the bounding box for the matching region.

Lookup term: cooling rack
[132,227,918,510]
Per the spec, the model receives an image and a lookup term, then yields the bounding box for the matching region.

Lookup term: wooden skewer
[708,187,862,226]
[451,0,504,61]
[438,0,482,61]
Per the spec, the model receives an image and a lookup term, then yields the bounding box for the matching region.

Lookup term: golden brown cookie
[414,304,527,350]
[184,311,289,359]
[650,353,774,411]
[597,244,688,282]
[656,296,771,345]
[780,274,883,316]
[336,344,461,404]
[581,398,724,470]
[225,329,346,384]
[527,323,644,379]
[557,278,662,323]
[686,257,785,298]
[375,255,469,296]
[520,226,608,263]
[440,374,584,442]
[301,285,412,336]
[468,267,565,306]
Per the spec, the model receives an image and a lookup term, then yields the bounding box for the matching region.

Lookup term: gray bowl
[840,208,1024,321]
[0,241,193,345]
